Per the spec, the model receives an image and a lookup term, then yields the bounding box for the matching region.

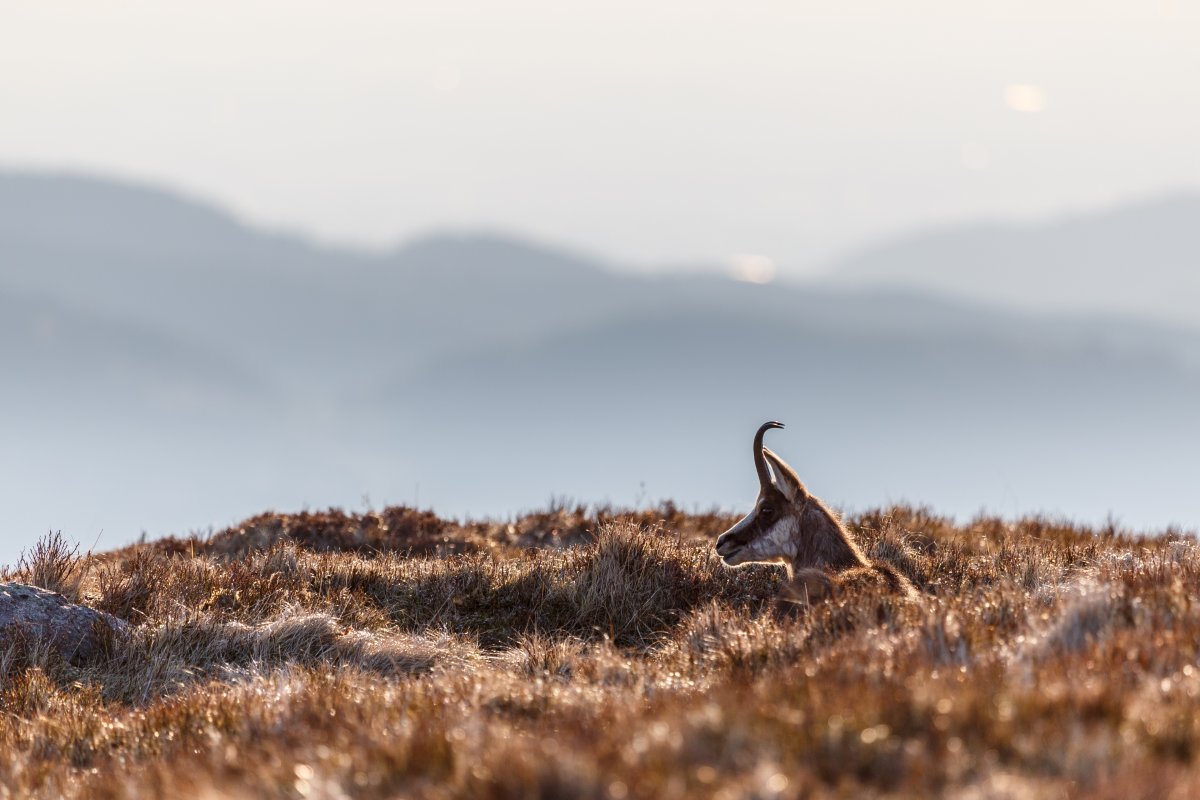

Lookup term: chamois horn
[753,421,785,490]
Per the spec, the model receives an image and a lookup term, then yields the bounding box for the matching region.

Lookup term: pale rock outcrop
[0,582,127,663]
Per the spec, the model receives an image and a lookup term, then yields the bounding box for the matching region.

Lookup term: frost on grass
[1,505,1199,799]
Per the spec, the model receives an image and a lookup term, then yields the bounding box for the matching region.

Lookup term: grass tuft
[10,530,89,601]
[0,504,1197,797]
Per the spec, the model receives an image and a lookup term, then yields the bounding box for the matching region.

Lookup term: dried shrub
[11,531,89,601]
[1,504,1198,799]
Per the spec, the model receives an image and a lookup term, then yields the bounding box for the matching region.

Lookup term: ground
[2,503,1198,799]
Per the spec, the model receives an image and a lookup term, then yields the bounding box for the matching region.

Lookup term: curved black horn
[753,421,785,489]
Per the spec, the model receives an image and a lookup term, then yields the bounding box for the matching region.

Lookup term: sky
[2,1,1199,272]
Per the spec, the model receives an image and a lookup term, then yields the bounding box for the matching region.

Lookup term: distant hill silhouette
[826,193,1200,327]
[1,288,265,420]
[2,170,1198,563]
[379,308,1200,529]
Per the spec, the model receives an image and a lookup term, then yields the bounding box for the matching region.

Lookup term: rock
[0,582,128,664]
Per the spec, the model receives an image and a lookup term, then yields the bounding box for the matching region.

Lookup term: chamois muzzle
[715,518,747,557]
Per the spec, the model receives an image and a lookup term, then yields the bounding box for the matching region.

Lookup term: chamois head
[715,421,812,567]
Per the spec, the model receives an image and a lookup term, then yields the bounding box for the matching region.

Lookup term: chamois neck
[790,499,871,572]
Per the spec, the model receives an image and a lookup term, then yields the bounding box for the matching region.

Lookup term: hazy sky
[2,1,1198,272]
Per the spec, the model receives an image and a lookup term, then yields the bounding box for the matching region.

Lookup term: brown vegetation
[2,504,1199,798]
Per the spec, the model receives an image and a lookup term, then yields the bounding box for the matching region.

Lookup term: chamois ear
[763,447,807,502]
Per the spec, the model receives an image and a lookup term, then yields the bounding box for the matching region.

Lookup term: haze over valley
[3,171,1198,564]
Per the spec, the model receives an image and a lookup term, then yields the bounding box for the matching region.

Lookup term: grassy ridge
[1,505,1198,798]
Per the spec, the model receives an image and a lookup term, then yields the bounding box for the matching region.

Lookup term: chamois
[715,421,918,602]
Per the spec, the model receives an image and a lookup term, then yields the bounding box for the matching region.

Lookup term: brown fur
[780,516,920,604]
[717,430,919,604]
[790,497,873,571]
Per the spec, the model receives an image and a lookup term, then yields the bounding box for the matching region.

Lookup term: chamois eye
[760,505,773,516]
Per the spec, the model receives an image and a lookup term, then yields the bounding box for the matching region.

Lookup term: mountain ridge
[825,191,1200,327]
[3,169,1199,562]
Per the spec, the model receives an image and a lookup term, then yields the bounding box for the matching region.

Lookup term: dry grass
[3,504,1200,798]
